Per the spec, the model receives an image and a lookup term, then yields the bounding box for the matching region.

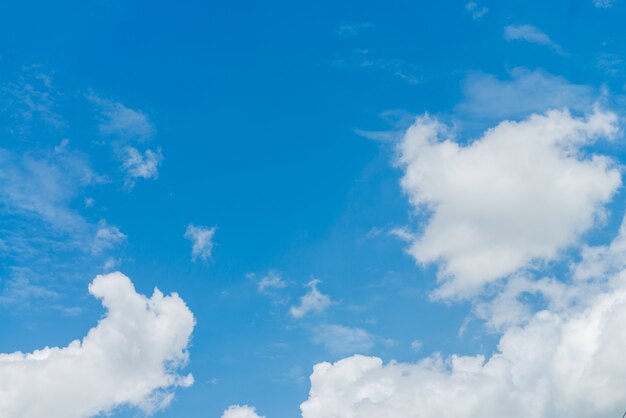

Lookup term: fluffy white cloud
[184,224,217,262]
[0,272,195,418]
[122,146,163,188]
[311,324,375,355]
[289,280,332,318]
[300,271,626,418]
[504,24,563,54]
[221,405,265,418]
[396,109,620,298]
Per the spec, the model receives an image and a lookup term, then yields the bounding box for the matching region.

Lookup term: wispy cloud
[89,94,155,141]
[184,224,217,262]
[333,49,420,85]
[504,24,564,54]
[121,146,163,188]
[593,0,614,7]
[465,1,488,19]
[336,21,375,37]
[311,324,376,355]
[289,279,332,318]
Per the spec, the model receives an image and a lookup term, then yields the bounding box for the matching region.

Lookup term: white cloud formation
[300,268,626,418]
[221,405,265,418]
[92,220,127,254]
[184,224,217,262]
[122,146,163,188]
[504,24,563,54]
[0,272,195,418]
[311,324,375,355]
[396,109,621,298]
[289,279,332,318]
[456,68,597,121]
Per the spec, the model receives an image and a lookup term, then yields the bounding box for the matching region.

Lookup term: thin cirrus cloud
[465,1,488,19]
[184,224,217,262]
[289,279,332,318]
[456,68,597,122]
[0,272,195,418]
[395,108,620,299]
[504,24,564,54]
[311,324,376,356]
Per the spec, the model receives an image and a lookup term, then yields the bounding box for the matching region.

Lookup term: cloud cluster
[0,272,195,418]
[504,24,564,54]
[395,109,620,298]
[300,268,626,418]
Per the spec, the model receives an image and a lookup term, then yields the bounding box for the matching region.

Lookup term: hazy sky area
[3,1,626,417]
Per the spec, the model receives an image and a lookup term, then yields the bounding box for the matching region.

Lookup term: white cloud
[289,280,332,318]
[89,95,155,141]
[410,339,422,352]
[0,272,195,418]
[336,21,375,37]
[593,0,614,7]
[258,270,288,293]
[456,68,597,121]
[122,146,163,188]
[300,270,626,418]
[221,405,265,418]
[396,109,620,298]
[311,324,376,355]
[92,220,127,254]
[465,1,488,19]
[184,224,217,262]
[504,24,564,54]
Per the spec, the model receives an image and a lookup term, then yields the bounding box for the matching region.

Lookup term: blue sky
[3,1,626,418]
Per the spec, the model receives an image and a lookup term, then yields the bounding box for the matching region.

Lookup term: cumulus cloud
[456,68,597,121]
[311,324,376,355]
[504,24,564,54]
[122,146,163,188]
[221,405,265,418]
[0,272,195,418]
[289,280,332,318]
[184,224,217,262]
[396,109,621,298]
[300,269,626,418]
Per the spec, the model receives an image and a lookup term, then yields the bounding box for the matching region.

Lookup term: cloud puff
[289,280,332,318]
[221,405,265,418]
[311,324,376,355]
[504,24,564,54]
[300,270,626,418]
[0,272,195,418]
[396,109,620,298]
[122,146,163,188]
[184,224,217,262]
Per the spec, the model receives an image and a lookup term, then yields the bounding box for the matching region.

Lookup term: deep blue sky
[1,1,626,417]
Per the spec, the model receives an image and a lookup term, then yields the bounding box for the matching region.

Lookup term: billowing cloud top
[0,272,195,418]
[396,109,621,298]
